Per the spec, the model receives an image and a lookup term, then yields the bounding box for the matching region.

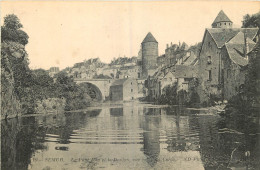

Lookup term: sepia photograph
[1,1,260,170]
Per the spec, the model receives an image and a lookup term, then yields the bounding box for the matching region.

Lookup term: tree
[3,14,23,29]
[242,12,260,28]
[54,72,90,111]
[1,14,29,45]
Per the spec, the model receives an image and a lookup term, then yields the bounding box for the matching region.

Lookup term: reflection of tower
[141,32,158,78]
[142,115,161,167]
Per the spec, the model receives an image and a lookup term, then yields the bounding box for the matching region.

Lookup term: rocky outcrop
[1,41,26,119]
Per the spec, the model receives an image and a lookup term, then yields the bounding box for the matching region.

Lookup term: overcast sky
[1,1,259,69]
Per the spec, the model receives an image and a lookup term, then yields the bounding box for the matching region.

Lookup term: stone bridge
[74,79,114,101]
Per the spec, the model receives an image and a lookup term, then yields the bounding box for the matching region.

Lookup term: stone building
[147,69,177,100]
[175,65,198,92]
[118,65,142,79]
[141,32,158,78]
[110,79,138,101]
[198,10,259,103]
[221,31,256,100]
[157,54,167,68]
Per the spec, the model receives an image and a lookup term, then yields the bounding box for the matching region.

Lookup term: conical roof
[212,10,232,24]
[142,32,158,43]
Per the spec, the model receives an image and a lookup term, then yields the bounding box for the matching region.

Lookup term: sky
[1,1,259,70]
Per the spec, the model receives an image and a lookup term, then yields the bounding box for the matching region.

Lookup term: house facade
[198,10,259,103]
[110,79,138,101]
[222,31,256,100]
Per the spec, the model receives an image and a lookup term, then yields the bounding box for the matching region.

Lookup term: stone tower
[141,32,158,78]
[212,10,233,28]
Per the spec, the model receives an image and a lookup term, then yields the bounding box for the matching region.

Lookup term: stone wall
[123,79,138,100]
[198,31,223,103]
[222,48,246,100]
[142,42,158,78]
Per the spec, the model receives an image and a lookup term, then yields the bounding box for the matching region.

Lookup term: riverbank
[1,100,228,120]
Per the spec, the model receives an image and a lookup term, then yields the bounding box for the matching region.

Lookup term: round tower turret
[141,32,158,78]
[212,10,233,28]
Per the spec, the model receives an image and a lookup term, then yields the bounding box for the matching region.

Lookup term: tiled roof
[225,31,256,66]
[225,44,249,66]
[142,32,158,43]
[182,51,198,66]
[207,28,258,48]
[228,31,256,52]
[212,10,232,24]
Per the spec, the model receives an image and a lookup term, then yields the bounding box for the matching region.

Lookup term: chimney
[171,42,173,46]
[167,44,169,48]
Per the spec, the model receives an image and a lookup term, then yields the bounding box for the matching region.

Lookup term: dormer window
[207,56,212,64]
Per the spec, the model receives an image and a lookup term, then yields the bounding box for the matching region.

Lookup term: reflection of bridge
[74,79,114,101]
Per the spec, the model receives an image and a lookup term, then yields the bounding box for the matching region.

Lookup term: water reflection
[142,114,161,167]
[1,103,259,170]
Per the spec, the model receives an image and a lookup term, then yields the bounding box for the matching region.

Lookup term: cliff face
[1,41,26,119]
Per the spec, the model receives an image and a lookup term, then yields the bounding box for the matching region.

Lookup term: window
[131,82,132,85]
[207,56,212,64]
[208,70,212,81]
[224,23,226,25]
[131,89,133,92]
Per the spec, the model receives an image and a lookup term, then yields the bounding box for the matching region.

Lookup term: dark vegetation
[154,81,200,107]
[242,11,260,28]
[1,14,91,116]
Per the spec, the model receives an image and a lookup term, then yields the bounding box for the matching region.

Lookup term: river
[1,102,259,170]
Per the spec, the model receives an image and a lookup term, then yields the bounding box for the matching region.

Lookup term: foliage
[244,42,260,105]
[54,72,90,111]
[157,83,178,105]
[242,12,260,28]
[1,14,29,45]
[1,14,91,115]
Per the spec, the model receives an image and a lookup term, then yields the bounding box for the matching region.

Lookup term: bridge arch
[75,79,114,101]
[78,82,103,101]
